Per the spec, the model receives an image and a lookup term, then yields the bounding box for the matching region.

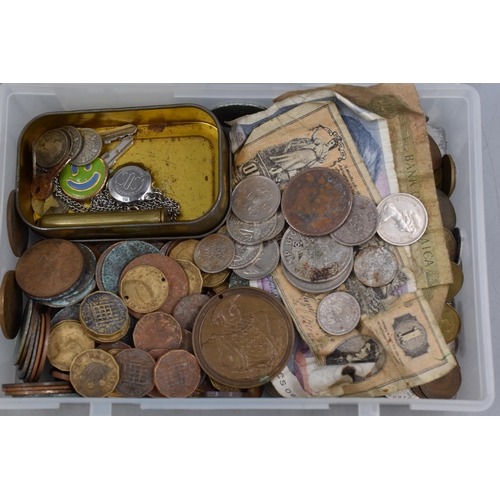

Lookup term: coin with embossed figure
[35,128,71,169]
[71,128,103,166]
[317,292,361,335]
[194,234,235,273]
[133,311,182,352]
[115,349,156,397]
[232,239,280,280]
[353,246,398,287]
[154,350,201,398]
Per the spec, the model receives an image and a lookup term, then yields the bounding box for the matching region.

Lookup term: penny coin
[50,368,71,381]
[446,262,464,301]
[226,212,277,245]
[71,128,103,166]
[179,328,194,354]
[115,349,156,397]
[193,287,294,388]
[47,320,95,372]
[174,259,203,295]
[6,190,29,257]
[281,167,353,236]
[436,189,456,232]
[232,239,280,280]
[60,126,83,160]
[428,134,442,170]
[439,304,461,343]
[14,299,34,366]
[133,312,182,352]
[15,239,84,299]
[154,350,201,398]
[3,381,75,396]
[377,193,428,246]
[173,294,211,331]
[168,239,199,263]
[35,128,71,169]
[23,311,43,382]
[354,246,398,287]
[440,154,456,197]
[443,227,457,262]
[231,176,281,223]
[148,349,170,361]
[70,349,119,398]
[419,364,461,399]
[228,241,263,270]
[159,241,175,255]
[97,341,132,351]
[50,304,81,327]
[331,195,378,246]
[0,270,23,340]
[194,234,235,273]
[411,386,427,398]
[120,265,169,314]
[317,291,361,335]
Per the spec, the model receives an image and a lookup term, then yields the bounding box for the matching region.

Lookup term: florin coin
[174,259,203,295]
[436,189,456,232]
[226,212,277,245]
[232,239,280,280]
[115,349,156,397]
[446,262,464,301]
[35,128,71,169]
[353,246,398,287]
[439,304,461,343]
[154,350,201,398]
[0,270,23,340]
[419,364,461,399]
[281,167,353,236]
[377,193,428,246]
[71,128,103,166]
[194,234,235,273]
[132,311,182,352]
[317,291,361,335]
[440,154,456,197]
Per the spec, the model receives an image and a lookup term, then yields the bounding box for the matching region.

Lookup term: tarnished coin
[317,291,361,335]
[3,381,76,396]
[15,239,84,299]
[331,195,378,246]
[194,234,235,273]
[231,176,281,223]
[14,300,34,366]
[443,227,457,262]
[353,246,398,287]
[50,368,71,381]
[436,189,456,232]
[169,239,199,263]
[154,350,201,398]
[70,349,119,397]
[120,265,169,314]
[202,269,231,289]
[179,328,194,354]
[133,311,182,352]
[377,193,428,246]
[21,309,42,382]
[174,259,203,295]
[60,126,83,159]
[228,241,263,270]
[35,128,71,169]
[264,209,286,241]
[173,294,211,331]
[51,304,81,328]
[446,262,464,301]
[419,364,461,399]
[232,239,280,280]
[6,190,29,257]
[440,154,456,197]
[281,167,353,236]
[115,349,156,397]
[280,228,353,282]
[0,270,23,340]
[439,304,461,343]
[193,287,294,388]
[48,320,95,372]
[71,128,103,166]
[226,212,277,245]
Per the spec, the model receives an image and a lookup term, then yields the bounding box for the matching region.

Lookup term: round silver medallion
[108,165,153,203]
[317,291,361,335]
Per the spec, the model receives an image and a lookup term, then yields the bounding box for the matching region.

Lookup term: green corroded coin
[59,158,108,200]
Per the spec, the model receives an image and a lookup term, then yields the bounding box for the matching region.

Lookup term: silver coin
[264,209,286,241]
[194,234,235,273]
[231,176,281,223]
[280,227,353,283]
[353,246,398,288]
[60,126,83,160]
[232,240,280,280]
[71,128,103,166]
[35,128,71,169]
[331,195,378,246]
[317,291,360,335]
[108,165,153,203]
[226,212,277,245]
[228,241,263,270]
[385,388,418,399]
[377,193,428,246]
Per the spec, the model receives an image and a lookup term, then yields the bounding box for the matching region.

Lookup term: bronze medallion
[281,167,353,236]
[6,190,29,257]
[133,311,182,352]
[192,287,294,388]
[154,350,201,398]
[0,270,23,340]
[419,364,462,399]
[115,349,156,397]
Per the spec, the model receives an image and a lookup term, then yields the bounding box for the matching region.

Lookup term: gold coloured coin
[440,154,457,197]
[119,265,169,314]
[174,259,203,295]
[443,228,457,262]
[439,304,461,343]
[169,239,199,263]
[202,269,231,289]
[446,262,464,301]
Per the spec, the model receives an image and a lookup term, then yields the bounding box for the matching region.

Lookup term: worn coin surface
[60,126,83,159]
[439,304,461,343]
[436,189,456,232]
[35,128,71,169]
[115,349,156,397]
[174,259,203,295]
[194,234,235,273]
[173,294,211,331]
[353,246,398,287]
[317,292,361,335]
[419,364,461,399]
[281,167,353,236]
[228,241,263,270]
[231,176,281,223]
[202,269,231,289]
[193,287,294,388]
[226,212,277,245]
[264,209,286,241]
[331,195,378,246]
[377,193,428,246]
[154,350,201,398]
[71,128,103,166]
[0,270,23,340]
[133,311,182,352]
[232,239,280,280]
[31,313,51,382]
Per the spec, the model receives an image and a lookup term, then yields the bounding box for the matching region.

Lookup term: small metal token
[436,189,456,232]
[232,239,280,280]
[231,176,281,223]
[446,262,464,301]
[331,195,379,246]
[439,304,461,343]
[35,128,71,169]
[108,165,152,203]
[0,271,23,340]
[133,311,182,352]
[440,154,456,197]
[281,167,353,236]
[194,234,235,273]
[154,350,201,398]
[377,193,428,246]
[174,259,203,295]
[71,128,103,166]
[419,364,461,399]
[115,349,156,397]
[226,212,277,245]
[6,190,29,257]
[120,265,169,314]
[353,246,398,287]
[173,294,211,331]
[317,292,361,335]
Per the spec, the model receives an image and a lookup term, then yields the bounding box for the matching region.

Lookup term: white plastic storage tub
[0,83,493,415]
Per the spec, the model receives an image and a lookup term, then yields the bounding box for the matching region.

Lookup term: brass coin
[35,128,71,169]
[446,262,464,301]
[154,350,201,398]
[434,166,443,188]
[70,349,119,398]
[419,364,461,399]
[443,228,457,262]
[169,239,199,263]
[97,341,132,351]
[6,190,29,257]
[0,270,23,340]
[172,294,211,331]
[193,287,294,388]
[440,154,456,197]
[209,377,242,392]
[47,320,95,372]
[202,269,231,289]
[115,349,156,397]
[15,239,84,299]
[174,259,203,295]
[428,134,442,170]
[436,189,456,232]
[439,304,461,343]
[281,167,353,236]
[133,311,182,352]
[120,265,169,314]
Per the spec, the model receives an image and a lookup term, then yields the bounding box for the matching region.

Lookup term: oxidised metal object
[115,349,156,397]
[173,294,211,331]
[194,234,235,273]
[317,292,361,335]
[0,271,23,340]
[133,311,182,352]
[353,246,398,288]
[281,167,353,236]
[154,350,201,398]
[35,128,71,169]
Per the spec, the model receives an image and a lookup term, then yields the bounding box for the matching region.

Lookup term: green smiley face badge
[59,159,108,200]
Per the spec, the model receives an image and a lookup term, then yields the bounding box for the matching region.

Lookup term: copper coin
[119,254,189,316]
[15,239,84,299]
[49,368,71,381]
[27,312,47,383]
[172,294,211,331]
[154,350,201,398]
[17,305,40,377]
[174,259,203,295]
[179,328,194,354]
[133,311,182,352]
[0,270,23,339]
[192,287,294,388]
[148,349,170,361]
[23,310,43,382]
[97,341,132,351]
[35,128,71,169]
[14,300,34,366]
[32,313,51,382]
[115,349,156,397]
[6,190,28,257]
[194,234,235,273]
[281,167,353,236]
[419,365,462,399]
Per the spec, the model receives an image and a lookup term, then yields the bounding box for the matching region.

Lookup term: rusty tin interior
[16,104,231,241]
